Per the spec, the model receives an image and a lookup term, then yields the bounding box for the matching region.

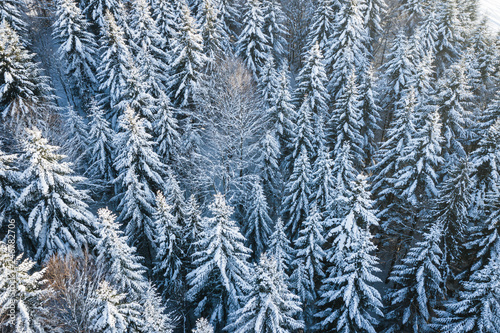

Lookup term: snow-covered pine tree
[324,0,369,101]
[257,57,279,109]
[316,176,383,333]
[129,0,169,99]
[152,0,178,52]
[86,99,116,182]
[217,0,240,35]
[62,106,89,169]
[435,0,464,75]
[186,194,252,330]
[89,280,142,333]
[0,242,49,332]
[154,92,180,165]
[329,70,364,169]
[95,208,148,297]
[140,282,174,333]
[0,0,26,33]
[435,60,473,161]
[268,217,293,275]
[0,21,56,135]
[225,254,304,333]
[52,0,98,98]
[169,0,206,107]
[192,317,214,333]
[290,205,325,325]
[256,130,281,213]
[286,96,314,168]
[113,107,167,260]
[432,158,473,283]
[370,89,417,232]
[244,180,273,258]
[16,128,97,262]
[304,0,337,53]
[282,147,312,241]
[388,109,443,213]
[359,66,382,166]
[416,0,439,57]
[236,0,271,79]
[269,68,296,161]
[197,0,229,69]
[0,150,18,226]
[379,29,418,132]
[331,142,359,204]
[363,0,386,47]
[434,256,500,333]
[383,222,445,333]
[153,191,184,298]
[97,11,134,127]
[262,0,288,64]
[184,194,203,260]
[295,42,329,118]
[84,0,122,29]
[164,169,188,230]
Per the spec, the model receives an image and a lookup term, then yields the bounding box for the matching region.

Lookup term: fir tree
[324,0,369,100]
[186,194,252,329]
[169,0,206,107]
[225,254,304,333]
[236,0,271,79]
[329,71,364,169]
[154,93,180,165]
[62,106,89,169]
[282,148,312,241]
[97,11,134,127]
[164,169,188,230]
[113,107,167,260]
[287,98,314,166]
[0,22,56,135]
[363,0,386,46]
[197,0,229,68]
[184,194,203,259]
[244,180,273,258]
[310,122,335,214]
[434,256,500,333]
[89,281,142,333]
[95,208,148,297]
[268,218,293,275]
[262,0,288,64]
[257,57,279,109]
[0,243,49,332]
[0,150,18,226]
[435,0,464,74]
[359,66,382,166]
[317,177,382,333]
[383,222,445,333]
[52,0,98,97]
[84,0,122,29]
[331,142,358,201]
[86,99,116,182]
[0,0,26,33]
[140,282,174,333]
[290,205,325,320]
[153,191,184,297]
[416,1,439,57]
[256,131,281,213]
[152,0,178,52]
[295,43,329,118]
[16,128,97,262]
[304,0,337,53]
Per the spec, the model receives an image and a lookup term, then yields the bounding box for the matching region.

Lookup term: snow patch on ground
[480,0,500,31]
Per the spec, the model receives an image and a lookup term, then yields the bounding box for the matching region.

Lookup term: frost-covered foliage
[84,0,122,29]
[310,124,335,213]
[113,107,167,256]
[0,22,56,135]
[305,0,337,53]
[192,317,213,333]
[186,194,252,329]
[140,282,174,333]
[435,0,464,74]
[268,218,293,275]
[236,0,270,79]
[62,107,89,168]
[434,256,500,333]
[169,0,206,107]
[0,149,18,226]
[53,0,98,97]
[256,131,281,211]
[0,242,49,333]
[244,180,273,258]
[16,128,97,262]
[197,0,229,68]
[225,254,303,333]
[383,222,445,333]
[95,208,148,297]
[262,0,288,64]
[0,0,26,33]
[154,93,180,164]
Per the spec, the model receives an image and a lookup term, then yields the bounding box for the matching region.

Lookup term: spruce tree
[304,0,337,53]
[84,0,122,29]
[363,0,386,46]
[268,218,293,275]
[154,93,180,165]
[186,194,252,330]
[0,150,18,226]
[95,208,148,297]
[256,131,281,212]
[197,0,229,68]
[359,66,382,166]
[113,107,167,259]
[184,194,203,260]
[0,22,56,135]
[169,0,206,107]
[16,128,97,262]
[262,0,288,64]
[383,222,445,333]
[310,122,335,214]
[244,180,273,258]
[164,169,188,230]
[317,176,382,333]
[153,191,184,297]
[295,43,329,118]
[152,0,178,52]
[257,57,279,109]
[331,142,358,201]
[62,106,89,168]
[0,0,26,33]
[86,99,116,182]
[140,282,174,333]
[53,0,98,98]
[225,254,304,333]
[236,0,271,79]
[193,318,214,333]
[435,0,464,74]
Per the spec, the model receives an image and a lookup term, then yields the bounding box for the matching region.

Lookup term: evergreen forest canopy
[0,0,500,332]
